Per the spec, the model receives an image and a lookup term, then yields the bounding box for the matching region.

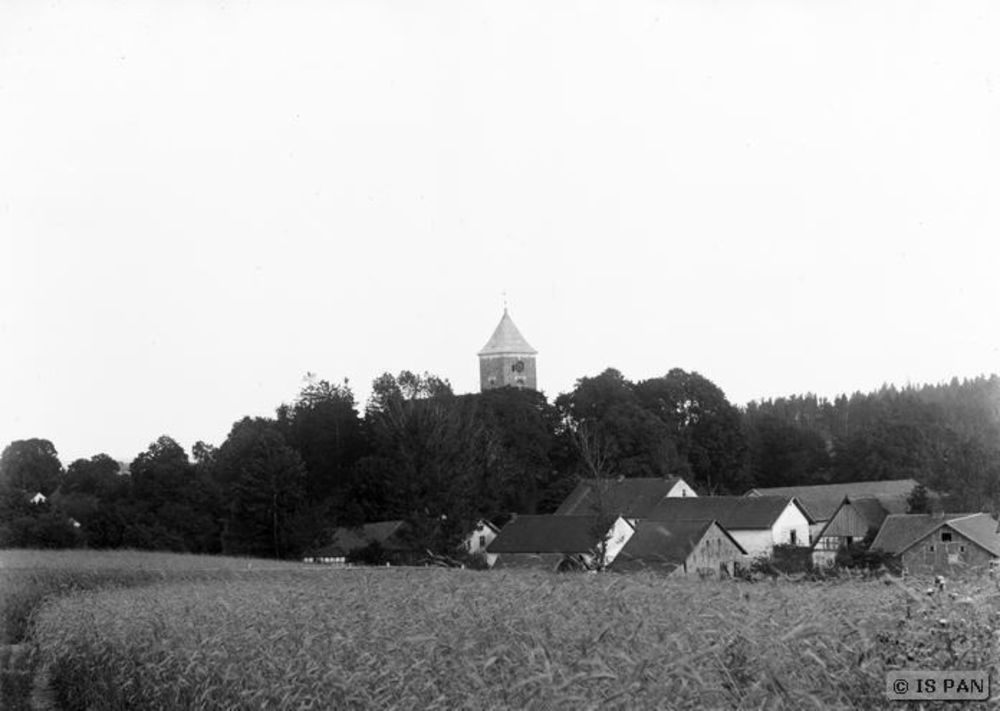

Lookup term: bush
[836,543,900,574]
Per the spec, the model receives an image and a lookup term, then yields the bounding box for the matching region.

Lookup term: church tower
[478,309,538,391]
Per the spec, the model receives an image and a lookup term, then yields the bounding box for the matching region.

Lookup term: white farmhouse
[461,519,500,567]
[645,496,812,559]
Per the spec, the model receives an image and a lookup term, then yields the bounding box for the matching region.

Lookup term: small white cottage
[461,519,500,567]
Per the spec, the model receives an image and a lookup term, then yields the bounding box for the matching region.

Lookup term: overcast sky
[2,1,998,466]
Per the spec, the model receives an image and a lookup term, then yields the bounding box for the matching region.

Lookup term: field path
[30,658,59,711]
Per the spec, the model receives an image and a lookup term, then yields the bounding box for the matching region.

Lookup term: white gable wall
[667,479,698,498]
[602,516,635,566]
[729,502,811,559]
[465,521,499,567]
[772,501,811,549]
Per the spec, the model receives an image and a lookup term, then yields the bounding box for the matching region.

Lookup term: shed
[609,519,747,577]
[812,496,892,567]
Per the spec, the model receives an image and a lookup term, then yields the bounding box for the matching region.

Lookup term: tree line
[2,369,998,558]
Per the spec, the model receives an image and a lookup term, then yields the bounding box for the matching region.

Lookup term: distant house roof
[612,519,746,570]
[871,513,1000,557]
[488,515,620,554]
[311,520,409,557]
[555,477,687,517]
[645,496,811,530]
[478,309,537,356]
[746,479,923,521]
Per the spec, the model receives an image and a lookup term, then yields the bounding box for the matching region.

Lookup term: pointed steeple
[478,309,537,356]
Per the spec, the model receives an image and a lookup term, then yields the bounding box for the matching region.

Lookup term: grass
[15,554,1000,710]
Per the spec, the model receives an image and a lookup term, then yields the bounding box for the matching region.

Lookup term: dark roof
[612,519,747,570]
[311,520,409,557]
[746,480,923,521]
[487,515,619,554]
[849,497,893,528]
[645,496,810,529]
[871,513,1000,556]
[554,477,686,517]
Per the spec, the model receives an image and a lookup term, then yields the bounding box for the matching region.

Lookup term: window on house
[941,531,953,542]
[790,530,797,545]
[960,545,966,552]
[479,535,486,548]
[929,545,935,552]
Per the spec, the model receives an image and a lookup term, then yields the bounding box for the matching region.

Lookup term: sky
[1,1,999,466]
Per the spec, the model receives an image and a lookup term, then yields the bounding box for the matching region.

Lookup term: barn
[644,496,812,559]
[609,519,747,577]
[488,515,634,571]
[303,520,413,565]
[746,479,923,543]
[812,496,895,567]
[554,476,697,517]
[870,513,1000,575]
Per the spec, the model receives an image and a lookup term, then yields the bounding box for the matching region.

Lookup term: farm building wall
[731,530,773,559]
[807,522,826,544]
[899,529,997,575]
[732,503,810,559]
[677,524,745,578]
[820,503,872,541]
[464,521,499,567]
[771,502,811,550]
[493,552,566,571]
[814,503,873,567]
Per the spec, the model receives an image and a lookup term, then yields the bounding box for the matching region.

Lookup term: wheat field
[3,551,1000,710]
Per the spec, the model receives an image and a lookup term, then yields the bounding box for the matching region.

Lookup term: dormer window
[941,530,953,542]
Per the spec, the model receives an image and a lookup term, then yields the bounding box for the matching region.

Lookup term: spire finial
[502,289,508,313]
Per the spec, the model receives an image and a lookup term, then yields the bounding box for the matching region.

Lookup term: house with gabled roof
[812,496,896,567]
[609,519,747,577]
[488,515,634,571]
[870,512,1000,575]
[746,479,924,542]
[554,476,697,517]
[644,496,812,558]
[461,518,501,567]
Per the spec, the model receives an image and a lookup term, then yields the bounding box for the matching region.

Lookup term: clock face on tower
[513,360,525,373]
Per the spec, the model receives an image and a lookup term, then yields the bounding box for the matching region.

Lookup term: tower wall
[480,354,537,391]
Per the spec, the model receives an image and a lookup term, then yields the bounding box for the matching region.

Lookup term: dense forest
[2,370,998,558]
